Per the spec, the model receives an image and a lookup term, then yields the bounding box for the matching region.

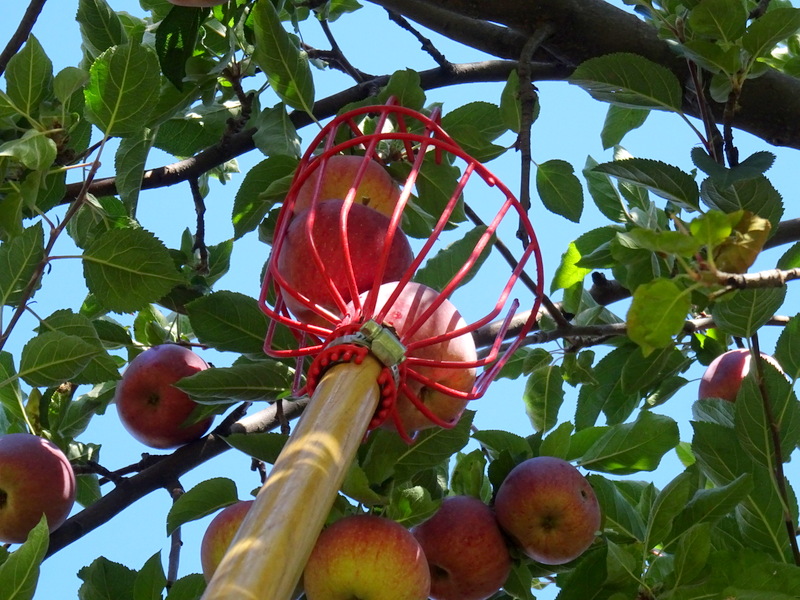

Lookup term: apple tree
[1,0,799,598]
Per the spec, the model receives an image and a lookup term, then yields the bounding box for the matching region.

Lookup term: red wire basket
[259,98,544,441]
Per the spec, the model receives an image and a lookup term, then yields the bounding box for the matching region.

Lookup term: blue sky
[2,1,799,598]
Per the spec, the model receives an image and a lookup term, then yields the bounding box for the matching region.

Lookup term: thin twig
[0,0,48,77]
[385,9,451,69]
[189,178,209,276]
[166,480,185,586]
[318,20,368,83]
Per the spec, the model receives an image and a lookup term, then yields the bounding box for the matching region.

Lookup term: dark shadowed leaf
[711,286,786,338]
[176,362,293,403]
[0,518,48,600]
[166,478,239,535]
[594,158,699,210]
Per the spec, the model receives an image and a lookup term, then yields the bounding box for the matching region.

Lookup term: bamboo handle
[201,355,383,600]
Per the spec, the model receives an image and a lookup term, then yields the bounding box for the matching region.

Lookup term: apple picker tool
[201,97,545,600]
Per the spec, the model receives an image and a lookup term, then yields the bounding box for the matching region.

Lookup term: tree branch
[0,0,47,77]
[369,0,800,150]
[46,397,309,558]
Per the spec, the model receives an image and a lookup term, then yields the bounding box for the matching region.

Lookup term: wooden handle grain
[200,355,383,600]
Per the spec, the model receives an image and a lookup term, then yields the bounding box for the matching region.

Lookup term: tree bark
[369,0,800,150]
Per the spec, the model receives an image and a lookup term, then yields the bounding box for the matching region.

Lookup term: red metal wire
[259,98,545,439]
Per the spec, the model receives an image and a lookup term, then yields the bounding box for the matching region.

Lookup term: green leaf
[495,347,552,380]
[617,229,702,257]
[413,226,493,292]
[185,291,269,354]
[681,39,743,75]
[575,344,639,430]
[523,365,564,433]
[386,485,440,528]
[502,562,536,600]
[0,131,58,171]
[594,158,699,211]
[775,313,800,379]
[164,573,206,600]
[584,156,626,222]
[711,286,786,338]
[175,362,293,403]
[579,411,679,474]
[341,462,387,506]
[82,228,185,313]
[232,156,298,239]
[393,411,474,481]
[691,421,755,485]
[4,35,52,118]
[627,278,691,355]
[670,473,753,536]
[700,175,784,232]
[252,0,315,114]
[688,0,747,43]
[166,478,238,536]
[84,43,160,136]
[441,101,507,142]
[742,7,800,60]
[18,331,99,388]
[0,352,25,425]
[155,5,205,90]
[77,556,136,600]
[536,159,584,222]
[539,421,574,460]
[0,222,44,307]
[644,471,695,550]
[76,0,127,58]
[377,69,426,111]
[500,70,523,133]
[0,518,49,600]
[133,553,166,600]
[551,241,591,293]
[115,128,154,214]
[672,522,712,587]
[450,448,489,500]
[620,346,687,396]
[471,429,533,460]
[252,104,302,158]
[569,52,683,111]
[736,468,793,559]
[224,431,289,464]
[600,105,648,149]
[587,475,646,542]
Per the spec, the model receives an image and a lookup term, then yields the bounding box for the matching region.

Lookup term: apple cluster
[200,456,600,599]
[0,433,76,543]
[275,154,480,438]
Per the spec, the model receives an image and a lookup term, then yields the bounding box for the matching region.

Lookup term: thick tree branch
[62,60,564,203]
[369,0,800,150]
[46,397,309,557]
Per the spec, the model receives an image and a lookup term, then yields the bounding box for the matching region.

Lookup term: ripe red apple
[201,500,254,582]
[494,456,601,565]
[275,200,414,324]
[348,281,477,435]
[303,514,430,600]
[412,496,512,600]
[114,344,213,449]
[294,155,401,218]
[698,348,782,402]
[0,433,76,543]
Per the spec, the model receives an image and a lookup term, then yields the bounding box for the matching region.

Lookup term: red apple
[0,433,76,543]
[348,281,477,435]
[494,456,601,565]
[275,200,414,324]
[698,348,782,402]
[303,514,430,600]
[294,155,401,218]
[114,344,213,449]
[412,496,511,600]
[201,500,254,582]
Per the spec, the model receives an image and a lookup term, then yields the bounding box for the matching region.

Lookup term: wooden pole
[201,354,383,600]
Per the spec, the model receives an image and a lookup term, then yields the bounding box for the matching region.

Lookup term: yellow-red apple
[348,281,477,435]
[275,200,413,324]
[294,155,401,218]
[303,514,430,600]
[115,344,213,449]
[200,500,254,582]
[0,433,76,543]
[411,495,511,600]
[494,456,601,565]
[698,348,782,402]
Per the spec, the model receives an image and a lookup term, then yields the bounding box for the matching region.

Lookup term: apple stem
[200,355,383,600]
